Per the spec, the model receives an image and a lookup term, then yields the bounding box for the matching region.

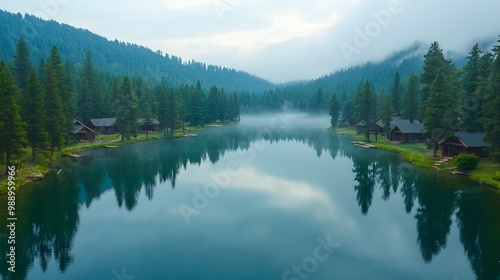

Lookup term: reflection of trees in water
[352,154,376,215]
[0,174,80,280]
[1,126,499,279]
[414,175,456,263]
[455,192,500,280]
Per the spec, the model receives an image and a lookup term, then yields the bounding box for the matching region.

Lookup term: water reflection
[0,116,499,280]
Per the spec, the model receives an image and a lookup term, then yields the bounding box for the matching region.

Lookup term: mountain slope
[0,10,275,93]
[280,42,470,100]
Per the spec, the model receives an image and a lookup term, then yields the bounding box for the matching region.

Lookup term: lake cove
[1,114,499,280]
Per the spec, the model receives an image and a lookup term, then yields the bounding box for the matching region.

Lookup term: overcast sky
[2,0,500,83]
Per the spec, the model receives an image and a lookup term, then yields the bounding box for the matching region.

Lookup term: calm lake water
[1,114,499,280]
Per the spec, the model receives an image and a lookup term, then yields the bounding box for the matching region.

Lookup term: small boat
[452,171,470,176]
[105,145,119,148]
[69,154,82,158]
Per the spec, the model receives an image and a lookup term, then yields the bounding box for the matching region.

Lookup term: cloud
[2,0,500,83]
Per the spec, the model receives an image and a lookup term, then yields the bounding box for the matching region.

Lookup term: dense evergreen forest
[1,8,500,171]
[326,39,500,163]
[0,10,274,93]
[0,38,241,172]
[237,42,492,112]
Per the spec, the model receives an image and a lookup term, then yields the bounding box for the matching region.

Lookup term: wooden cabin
[389,119,424,143]
[71,119,96,142]
[137,118,159,133]
[439,132,489,158]
[355,121,385,134]
[87,118,117,134]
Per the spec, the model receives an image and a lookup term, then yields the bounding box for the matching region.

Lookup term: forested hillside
[0,10,274,93]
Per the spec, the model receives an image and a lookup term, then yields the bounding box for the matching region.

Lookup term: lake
[1,114,499,280]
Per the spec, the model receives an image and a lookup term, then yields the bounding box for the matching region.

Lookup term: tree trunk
[5,151,10,175]
[146,130,149,139]
[32,148,36,163]
[182,120,185,135]
[50,144,55,159]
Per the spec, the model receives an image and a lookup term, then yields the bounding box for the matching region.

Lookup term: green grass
[370,137,435,168]
[469,159,500,189]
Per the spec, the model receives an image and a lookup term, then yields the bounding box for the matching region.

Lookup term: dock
[351,141,376,149]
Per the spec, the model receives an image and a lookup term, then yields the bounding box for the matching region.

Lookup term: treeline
[0,38,240,172]
[328,38,500,161]
[0,10,274,93]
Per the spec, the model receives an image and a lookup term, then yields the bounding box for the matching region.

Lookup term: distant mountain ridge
[0,10,275,93]
[278,41,477,99]
[0,9,495,96]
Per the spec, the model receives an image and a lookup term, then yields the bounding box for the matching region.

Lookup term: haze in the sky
[3,0,500,83]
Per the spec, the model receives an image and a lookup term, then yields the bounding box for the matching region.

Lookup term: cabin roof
[89,118,117,127]
[137,118,160,125]
[453,132,489,148]
[389,118,423,134]
[73,124,96,134]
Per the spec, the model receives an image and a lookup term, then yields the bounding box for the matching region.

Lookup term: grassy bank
[335,127,500,189]
[0,124,211,193]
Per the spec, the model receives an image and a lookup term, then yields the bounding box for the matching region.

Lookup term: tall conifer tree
[0,61,26,173]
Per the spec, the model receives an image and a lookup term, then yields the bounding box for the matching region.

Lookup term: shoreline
[334,127,500,190]
[0,123,232,193]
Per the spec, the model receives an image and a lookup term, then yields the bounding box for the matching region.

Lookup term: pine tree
[156,85,168,134]
[47,46,75,143]
[342,100,355,126]
[139,82,155,139]
[177,92,187,135]
[165,88,178,135]
[13,37,33,123]
[233,92,240,121]
[402,74,419,122]
[108,77,121,117]
[329,92,341,128]
[228,92,235,122]
[25,69,48,162]
[115,76,138,141]
[309,87,326,113]
[219,87,228,122]
[461,44,483,132]
[0,61,27,173]
[355,81,376,142]
[423,69,454,158]
[420,42,454,120]
[484,38,500,163]
[44,60,67,157]
[78,50,102,122]
[13,38,32,91]
[187,81,205,126]
[207,85,220,123]
[380,94,394,137]
[391,72,402,115]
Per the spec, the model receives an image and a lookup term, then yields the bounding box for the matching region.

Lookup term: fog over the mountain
[3,0,500,83]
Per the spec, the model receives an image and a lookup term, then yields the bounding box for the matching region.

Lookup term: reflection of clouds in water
[229,167,359,233]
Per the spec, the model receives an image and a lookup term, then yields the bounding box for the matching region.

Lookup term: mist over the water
[237,113,331,131]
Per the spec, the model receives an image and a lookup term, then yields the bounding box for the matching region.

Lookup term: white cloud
[2,0,500,83]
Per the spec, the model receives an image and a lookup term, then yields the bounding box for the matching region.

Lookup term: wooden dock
[351,141,376,149]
